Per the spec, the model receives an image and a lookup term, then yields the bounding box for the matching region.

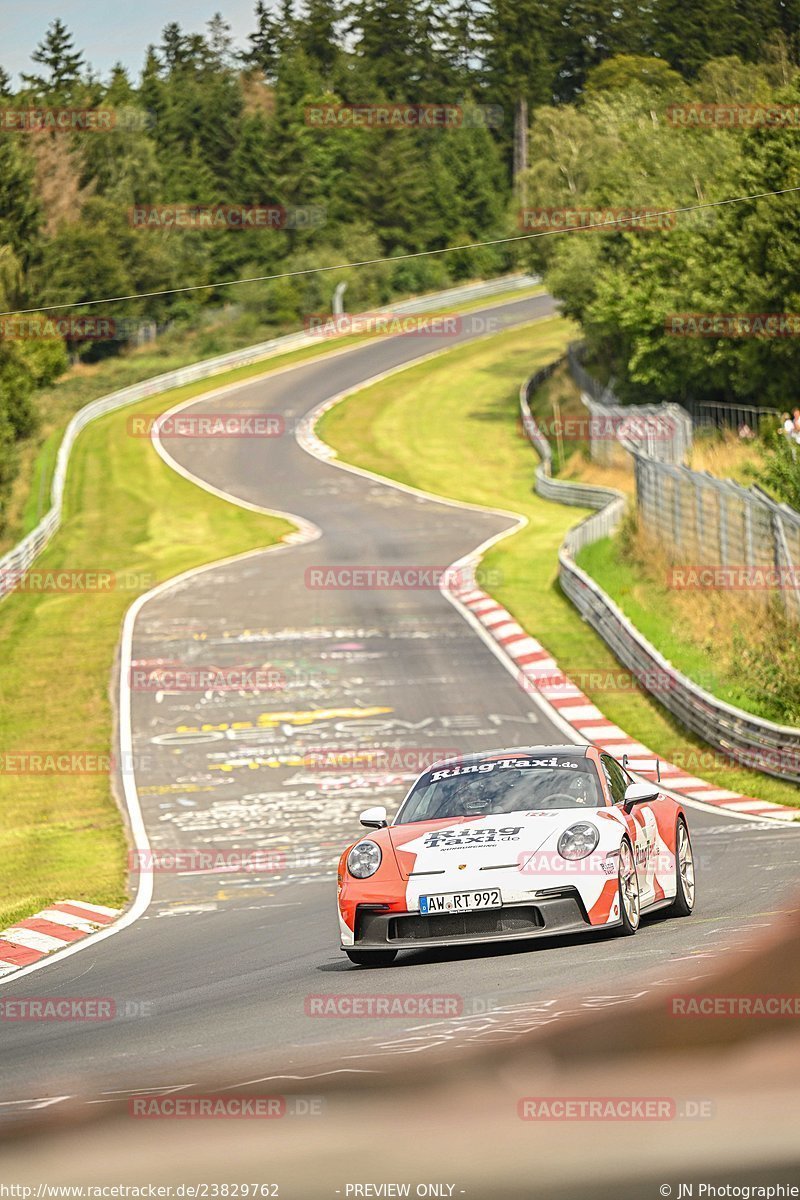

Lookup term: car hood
[386,809,611,880]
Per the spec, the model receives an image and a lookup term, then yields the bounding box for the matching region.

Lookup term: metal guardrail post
[773,509,800,621]
[332,282,348,315]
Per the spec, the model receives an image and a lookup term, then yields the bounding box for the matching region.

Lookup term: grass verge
[528,360,634,496]
[0,369,297,929]
[3,282,544,552]
[319,316,800,810]
[0,284,546,929]
[577,526,800,727]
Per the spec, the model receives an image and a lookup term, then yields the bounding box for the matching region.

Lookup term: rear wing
[621,754,662,783]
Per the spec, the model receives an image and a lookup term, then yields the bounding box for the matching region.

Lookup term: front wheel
[669,819,695,917]
[345,949,398,967]
[616,839,640,935]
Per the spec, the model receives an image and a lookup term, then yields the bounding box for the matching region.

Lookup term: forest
[1,0,800,523]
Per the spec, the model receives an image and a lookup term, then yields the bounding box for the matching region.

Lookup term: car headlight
[557,823,599,860]
[347,840,382,878]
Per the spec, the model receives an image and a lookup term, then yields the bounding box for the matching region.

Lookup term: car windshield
[395,757,602,824]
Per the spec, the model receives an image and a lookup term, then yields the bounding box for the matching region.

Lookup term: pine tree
[21,20,85,96]
[207,13,236,70]
[297,0,340,80]
[244,1,283,80]
[481,0,553,185]
[650,0,785,77]
[0,141,40,263]
[348,0,436,96]
[438,0,487,92]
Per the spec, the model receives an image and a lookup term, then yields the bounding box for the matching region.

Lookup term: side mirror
[360,805,388,829]
[623,781,660,807]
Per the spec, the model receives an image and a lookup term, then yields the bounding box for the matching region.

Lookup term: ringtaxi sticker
[430,756,579,781]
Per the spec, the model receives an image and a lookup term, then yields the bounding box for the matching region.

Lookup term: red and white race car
[337,745,695,966]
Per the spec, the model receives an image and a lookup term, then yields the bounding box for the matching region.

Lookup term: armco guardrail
[0,273,539,604]
[519,357,624,513]
[521,350,800,784]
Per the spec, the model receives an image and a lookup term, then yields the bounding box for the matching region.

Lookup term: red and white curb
[452,583,798,822]
[0,901,121,979]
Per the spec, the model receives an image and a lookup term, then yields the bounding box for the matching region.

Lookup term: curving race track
[1,292,799,1127]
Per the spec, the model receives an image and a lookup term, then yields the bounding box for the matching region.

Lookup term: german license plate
[419,889,501,915]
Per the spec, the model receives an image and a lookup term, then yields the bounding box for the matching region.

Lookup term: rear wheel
[616,839,640,935]
[345,949,398,967]
[669,819,695,917]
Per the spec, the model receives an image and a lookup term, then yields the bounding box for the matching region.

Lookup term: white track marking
[1,307,543,984]
[36,910,103,933]
[5,307,790,988]
[56,900,119,917]
[0,930,69,953]
[297,342,799,829]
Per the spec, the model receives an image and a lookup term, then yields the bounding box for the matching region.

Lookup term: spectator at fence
[782,412,794,437]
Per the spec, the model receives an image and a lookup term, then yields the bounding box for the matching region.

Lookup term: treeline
[0,2,799,530]
[523,52,800,410]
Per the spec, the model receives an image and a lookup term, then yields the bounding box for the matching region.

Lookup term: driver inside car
[449,777,495,816]
[531,770,600,808]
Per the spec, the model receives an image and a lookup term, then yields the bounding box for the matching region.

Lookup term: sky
[2,0,266,85]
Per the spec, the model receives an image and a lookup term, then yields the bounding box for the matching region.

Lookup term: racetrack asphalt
[1,291,798,1125]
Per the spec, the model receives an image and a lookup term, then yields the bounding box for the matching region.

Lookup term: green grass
[577,535,726,686]
[0,370,297,929]
[577,532,800,726]
[5,280,545,552]
[319,316,800,810]
[0,280,547,930]
[528,359,590,474]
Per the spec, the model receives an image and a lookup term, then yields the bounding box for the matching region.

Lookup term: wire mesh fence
[634,460,800,620]
[567,343,692,466]
[568,342,800,621]
[520,345,800,783]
